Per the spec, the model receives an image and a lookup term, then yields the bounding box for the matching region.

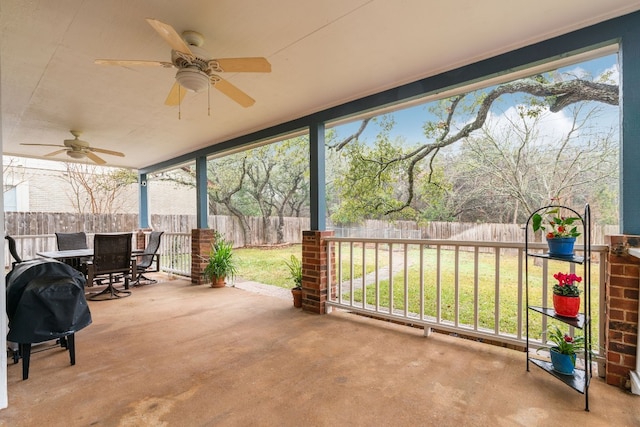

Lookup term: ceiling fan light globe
[66,151,85,159]
[175,68,210,92]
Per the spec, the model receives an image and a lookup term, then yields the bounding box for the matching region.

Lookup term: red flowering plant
[539,325,586,356]
[532,207,581,239]
[553,272,582,297]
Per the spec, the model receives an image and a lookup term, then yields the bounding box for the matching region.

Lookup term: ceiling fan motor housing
[172,36,214,93]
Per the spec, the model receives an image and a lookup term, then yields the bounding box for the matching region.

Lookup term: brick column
[191,228,215,286]
[136,228,151,250]
[301,230,335,314]
[605,234,640,389]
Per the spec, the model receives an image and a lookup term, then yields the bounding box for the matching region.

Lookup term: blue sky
[331,53,619,147]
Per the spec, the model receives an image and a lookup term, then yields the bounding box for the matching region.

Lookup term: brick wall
[191,229,215,286]
[4,162,195,214]
[605,234,640,389]
[301,230,335,314]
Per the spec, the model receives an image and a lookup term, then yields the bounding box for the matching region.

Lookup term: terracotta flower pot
[553,293,580,318]
[291,288,302,308]
[210,276,226,288]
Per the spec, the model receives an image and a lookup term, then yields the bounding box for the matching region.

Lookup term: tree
[449,102,618,223]
[331,72,619,221]
[62,163,137,214]
[163,136,311,245]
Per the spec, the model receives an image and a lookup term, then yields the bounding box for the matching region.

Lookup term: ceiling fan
[95,18,271,108]
[20,130,125,165]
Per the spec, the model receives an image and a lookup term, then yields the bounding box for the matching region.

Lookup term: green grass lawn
[234,244,601,347]
[234,243,380,288]
[234,245,304,288]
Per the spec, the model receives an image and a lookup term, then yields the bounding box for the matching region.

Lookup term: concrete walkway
[233,278,292,300]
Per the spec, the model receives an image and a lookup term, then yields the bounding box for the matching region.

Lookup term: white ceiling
[2,0,640,171]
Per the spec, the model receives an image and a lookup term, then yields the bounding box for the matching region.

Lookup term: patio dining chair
[55,231,90,276]
[132,231,164,286]
[87,233,133,301]
[5,235,23,267]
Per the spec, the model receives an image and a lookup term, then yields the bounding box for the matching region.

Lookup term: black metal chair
[55,231,90,276]
[87,233,134,301]
[55,231,89,250]
[132,231,164,286]
[5,234,23,267]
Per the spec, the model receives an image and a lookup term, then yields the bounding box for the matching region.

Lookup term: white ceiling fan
[21,130,125,165]
[95,18,271,108]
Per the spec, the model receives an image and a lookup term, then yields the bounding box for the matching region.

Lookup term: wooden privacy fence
[4,212,311,247]
[4,212,617,250]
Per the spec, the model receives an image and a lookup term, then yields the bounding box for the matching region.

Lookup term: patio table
[36,249,142,280]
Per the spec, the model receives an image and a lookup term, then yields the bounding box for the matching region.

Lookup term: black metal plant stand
[525,204,592,411]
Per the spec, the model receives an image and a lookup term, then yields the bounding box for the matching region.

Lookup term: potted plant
[538,325,587,375]
[532,207,581,257]
[552,272,582,318]
[203,235,238,288]
[284,255,303,308]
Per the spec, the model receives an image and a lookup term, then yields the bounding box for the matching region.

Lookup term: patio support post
[138,173,149,229]
[301,230,335,313]
[301,122,333,313]
[191,156,212,285]
[605,235,640,391]
[621,28,640,236]
[309,121,326,231]
[195,156,208,229]
[191,229,215,286]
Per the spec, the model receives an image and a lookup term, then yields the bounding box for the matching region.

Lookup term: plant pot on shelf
[553,293,580,318]
[291,288,302,308]
[211,276,226,288]
[546,236,576,257]
[550,347,576,375]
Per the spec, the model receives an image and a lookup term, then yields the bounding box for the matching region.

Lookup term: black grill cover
[6,259,92,343]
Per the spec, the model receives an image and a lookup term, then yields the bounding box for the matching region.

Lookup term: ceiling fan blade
[89,147,125,157]
[213,58,271,73]
[165,81,187,106]
[146,18,193,56]
[213,77,255,108]
[95,59,174,68]
[44,149,67,157]
[21,143,65,148]
[85,151,107,165]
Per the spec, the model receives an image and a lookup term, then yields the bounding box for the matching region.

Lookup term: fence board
[5,212,616,249]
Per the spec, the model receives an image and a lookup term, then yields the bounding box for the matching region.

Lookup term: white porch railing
[157,232,191,277]
[325,237,607,356]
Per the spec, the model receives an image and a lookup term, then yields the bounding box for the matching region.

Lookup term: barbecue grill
[6,259,92,379]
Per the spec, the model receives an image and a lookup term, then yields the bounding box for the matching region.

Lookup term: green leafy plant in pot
[532,207,581,257]
[285,255,303,308]
[537,325,587,375]
[203,234,238,288]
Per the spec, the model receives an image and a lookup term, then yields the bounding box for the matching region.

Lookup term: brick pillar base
[192,229,215,286]
[605,234,640,390]
[301,230,335,314]
[136,228,151,250]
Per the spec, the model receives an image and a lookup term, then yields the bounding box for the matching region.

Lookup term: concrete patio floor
[2,274,639,426]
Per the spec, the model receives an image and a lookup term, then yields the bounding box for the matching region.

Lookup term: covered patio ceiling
[3,0,640,171]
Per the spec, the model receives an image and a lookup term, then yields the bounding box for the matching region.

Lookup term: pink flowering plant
[553,272,582,297]
[532,207,581,239]
[540,325,586,356]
